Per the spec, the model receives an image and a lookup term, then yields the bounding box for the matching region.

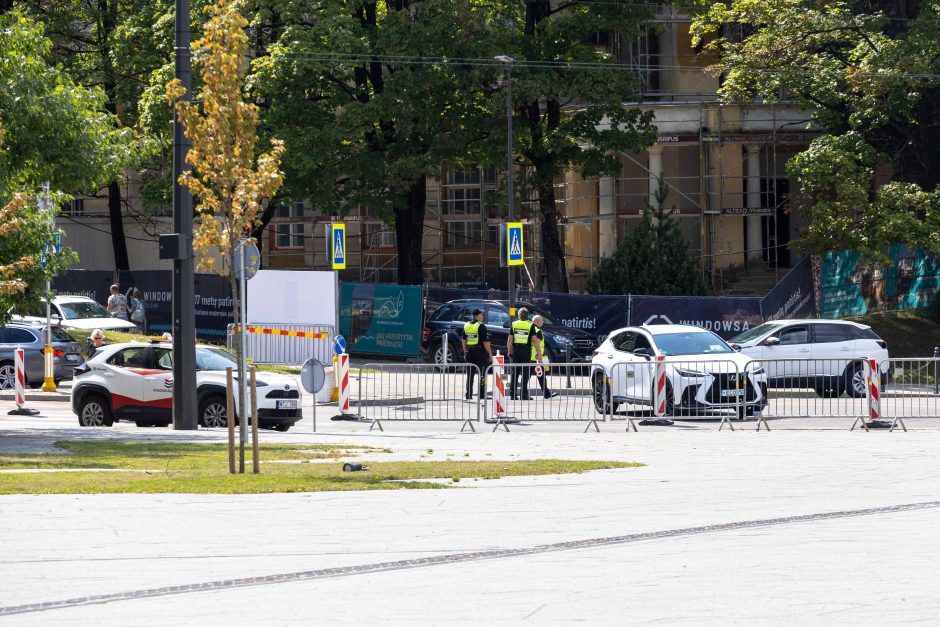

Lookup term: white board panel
[247,270,336,327]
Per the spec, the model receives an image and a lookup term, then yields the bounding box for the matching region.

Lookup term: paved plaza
[1,397,939,624]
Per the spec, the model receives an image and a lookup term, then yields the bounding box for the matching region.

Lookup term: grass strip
[0,441,640,495]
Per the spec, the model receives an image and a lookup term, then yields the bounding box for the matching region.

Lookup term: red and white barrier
[865,358,881,421]
[492,353,506,419]
[653,355,667,417]
[14,347,26,409]
[337,352,350,413]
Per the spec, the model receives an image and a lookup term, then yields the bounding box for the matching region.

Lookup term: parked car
[729,319,889,398]
[70,340,302,430]
[0,323,83,389]
[591,324,768,419]
[14,295,138,332]
[420,299,598,365]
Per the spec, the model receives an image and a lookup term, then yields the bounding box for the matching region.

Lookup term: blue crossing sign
[331,223,346,270]
[334,335,347,355]
[506,222,524,266]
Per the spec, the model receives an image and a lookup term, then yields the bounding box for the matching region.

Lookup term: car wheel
[592,372,619,415]
[0,362,15,390]
[274,424,291,432]
[199,395,229,429]
[78,394,113,427]
[433,341,457,366]
[812,378,843,398]
[844,363,867,398]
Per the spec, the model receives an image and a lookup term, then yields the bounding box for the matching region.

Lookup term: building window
[274,202,305,249]
[62,198,85,217]
[443,168,496,248]
[364,222,396,248]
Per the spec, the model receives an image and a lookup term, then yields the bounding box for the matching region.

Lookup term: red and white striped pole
[337,352,350,414]
[653,355,667,417]
[492,353,506,418]
[7,346,39,416]
[865,358,881,422]
[14,346,26,409]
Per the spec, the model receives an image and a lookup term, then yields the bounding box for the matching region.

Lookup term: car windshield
[653,331,733,356]
[58,301,111,320]
[730,323,782,344]
[196,347,238,371]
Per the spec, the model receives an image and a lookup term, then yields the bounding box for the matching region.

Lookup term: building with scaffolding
[57,7,817,295]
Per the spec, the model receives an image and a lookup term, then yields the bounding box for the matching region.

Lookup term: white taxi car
[591,324,768,418]
[71,341,302,430]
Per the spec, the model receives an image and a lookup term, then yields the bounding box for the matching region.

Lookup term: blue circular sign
[334,335,347,355]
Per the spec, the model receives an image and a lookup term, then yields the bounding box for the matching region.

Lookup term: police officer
[507,307,533,400]
[462,308,492,400]
[530,315,557,399]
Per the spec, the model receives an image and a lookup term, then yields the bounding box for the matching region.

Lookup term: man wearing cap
[462,308,492,400]
[507,307,533,400]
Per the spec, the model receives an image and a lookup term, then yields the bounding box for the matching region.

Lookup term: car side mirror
[763,336,780,347]
[730,343,742,352]
[634,348,652,360]
[503,322,511,329]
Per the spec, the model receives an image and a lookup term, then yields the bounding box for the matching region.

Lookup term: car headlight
[550,334,573,347]
[675,367,707,377]
[748,366,766,375]
[253,380,270,387]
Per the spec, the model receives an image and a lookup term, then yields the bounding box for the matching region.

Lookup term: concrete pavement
[2,400,940,624]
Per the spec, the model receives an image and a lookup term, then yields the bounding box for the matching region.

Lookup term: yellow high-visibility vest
[464,321,481,346]
[511,320,533,345]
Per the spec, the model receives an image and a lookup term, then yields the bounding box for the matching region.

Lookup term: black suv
[420,299,598,365]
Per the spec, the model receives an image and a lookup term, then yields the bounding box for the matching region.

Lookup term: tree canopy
[691,0,940,261]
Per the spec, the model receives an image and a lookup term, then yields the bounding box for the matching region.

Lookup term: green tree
[249,0,496,285]
[691,0,940,261]
[0,13,124,320]
[586,182,709,296]
[167,0,285,421]
[488,0,659,293]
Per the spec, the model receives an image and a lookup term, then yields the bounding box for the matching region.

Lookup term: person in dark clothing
[462,308,492,400]
[507,307,533,400]
[530,315,558,399]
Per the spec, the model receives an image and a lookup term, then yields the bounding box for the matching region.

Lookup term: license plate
[65,354,80,362]
[720,389,744,397]
[276,400,298,410]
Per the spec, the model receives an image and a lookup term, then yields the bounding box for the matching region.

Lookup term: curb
[0,393,70,403]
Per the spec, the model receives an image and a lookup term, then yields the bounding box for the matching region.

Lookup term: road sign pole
[39,183,56,392]
[239,240,249,461]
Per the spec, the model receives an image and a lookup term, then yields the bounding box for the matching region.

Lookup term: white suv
[591,324,768,419]
[729,319,889,398]
[71,341,302,430]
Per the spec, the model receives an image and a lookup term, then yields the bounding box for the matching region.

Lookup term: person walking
[530,315,558,399]
[107,284,129,321]
[128,287,147,332]
[507,307,533,400]
[462,308,492,400]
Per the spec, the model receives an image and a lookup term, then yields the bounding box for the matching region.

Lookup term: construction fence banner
[628,295,763,339]
[340,282,423,356]
[760,256,815,322]
[820,246,940,318]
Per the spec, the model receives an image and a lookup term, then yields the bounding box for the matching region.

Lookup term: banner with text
[760,256,815,321]
[340,282,423,356]
[629,295,763,339]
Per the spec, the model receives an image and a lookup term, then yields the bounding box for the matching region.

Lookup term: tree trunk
[100,0,129,271]
[249,203,278,269]
[394,176,426,285]
[536,172,569,293]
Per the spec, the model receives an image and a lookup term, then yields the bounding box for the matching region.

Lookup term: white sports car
[71,340,302,430]
[591,324,768,418]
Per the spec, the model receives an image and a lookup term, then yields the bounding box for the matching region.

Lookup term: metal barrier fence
[755,358,870,424]
[603,359,760,431]
[338,355,938,432]
[226,323,334,365]
[356,363,481,432]
[482,362,600,431]
[881,358,940,420]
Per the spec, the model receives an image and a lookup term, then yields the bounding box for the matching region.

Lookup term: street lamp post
[495,56,516,311]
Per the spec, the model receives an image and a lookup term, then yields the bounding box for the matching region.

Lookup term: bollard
[490,352,509,431]
[250,365,259,474]
[226,367,235,474]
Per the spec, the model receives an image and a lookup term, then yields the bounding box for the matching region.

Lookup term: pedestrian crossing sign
[331,223,346,270]
[507,222,524,266]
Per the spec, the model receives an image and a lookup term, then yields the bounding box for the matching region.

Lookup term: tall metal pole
[496,56,516,310]
[173,0,198,430]
[40,182,56,392]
